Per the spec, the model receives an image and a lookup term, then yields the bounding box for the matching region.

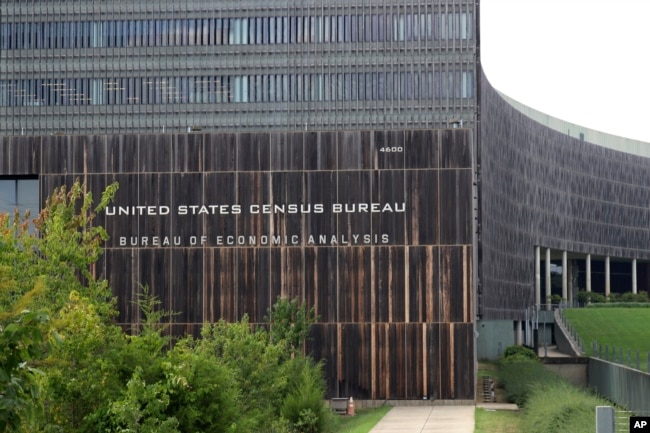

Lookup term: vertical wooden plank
[204,132,236,172]
[405,170,439,245]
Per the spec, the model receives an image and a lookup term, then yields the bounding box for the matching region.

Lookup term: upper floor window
[0,70,474,107]
[0,12,473,50]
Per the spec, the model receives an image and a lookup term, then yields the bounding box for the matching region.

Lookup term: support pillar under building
[545,248,551,307]
[605,256,611,298]
[586,254,591,292]
[535,246,541,306]
[562,251,568,302]
[632,259,637,294]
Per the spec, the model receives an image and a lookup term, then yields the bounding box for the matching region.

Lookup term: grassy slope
[563,308,650,368]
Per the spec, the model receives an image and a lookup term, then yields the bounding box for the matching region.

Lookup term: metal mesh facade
[0,0,477,136]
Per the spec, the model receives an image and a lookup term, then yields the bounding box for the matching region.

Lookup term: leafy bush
[502,345,538,362]
[576,290,606,304]
[2,181,329,433]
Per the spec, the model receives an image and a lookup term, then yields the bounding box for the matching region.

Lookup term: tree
[265,297,318,358]
[0,307,49,433]
[0,180,118,432]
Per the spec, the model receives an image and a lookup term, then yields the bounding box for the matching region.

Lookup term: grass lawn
[564,307,650,370]
[334,406,392,433]
[474,408,523,433]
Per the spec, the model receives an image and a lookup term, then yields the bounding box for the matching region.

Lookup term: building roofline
[497,90,650,158]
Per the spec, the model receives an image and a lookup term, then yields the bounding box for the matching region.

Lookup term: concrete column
[586,254,591,292]
[515,320,523,345]
[605,256,611,298]
[632,259,637,294]
[545,248,551,307]
[562,251,568,303]
[567,259,573,305]
[535,246,541,306]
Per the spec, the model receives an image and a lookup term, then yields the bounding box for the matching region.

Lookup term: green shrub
[498,359,548,406]
[502,345,538,361]
[498,348,559,407]
[576,290,605,304]
[521,381,609,433]
[280,359,333,433]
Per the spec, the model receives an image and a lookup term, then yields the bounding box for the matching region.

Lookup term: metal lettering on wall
[105,198,405,247]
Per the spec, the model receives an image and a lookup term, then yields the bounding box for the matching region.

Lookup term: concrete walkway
[367,405,475,433]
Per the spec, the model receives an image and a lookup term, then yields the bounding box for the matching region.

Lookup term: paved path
[367,406,475,433]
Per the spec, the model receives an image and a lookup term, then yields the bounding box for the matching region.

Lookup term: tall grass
[521,381,610,433]
[493,346,613,433]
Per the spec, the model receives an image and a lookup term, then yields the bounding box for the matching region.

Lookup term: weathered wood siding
[0,129,475,400]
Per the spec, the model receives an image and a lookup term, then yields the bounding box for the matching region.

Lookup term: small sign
[631,417,650,431]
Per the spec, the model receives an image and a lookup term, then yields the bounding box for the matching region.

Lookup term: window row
[1,12,473,50]
[0,71,474,107]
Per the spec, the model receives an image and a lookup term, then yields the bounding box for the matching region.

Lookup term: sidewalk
[367,405,475,433]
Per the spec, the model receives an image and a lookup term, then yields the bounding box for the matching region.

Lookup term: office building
[3,0,650,401]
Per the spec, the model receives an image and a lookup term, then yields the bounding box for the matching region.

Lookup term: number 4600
[379,147,403,153]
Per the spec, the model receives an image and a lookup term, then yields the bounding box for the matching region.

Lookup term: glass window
[269,18,276,44]
[373,15,380,42]
[365,15,372,42]
[0,179,39,219]
[241,18,248,45]
[281,17,288,44]
[323,16,330,43]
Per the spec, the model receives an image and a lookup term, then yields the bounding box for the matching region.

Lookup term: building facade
[1,0,477,135]
[3,0,650,402]
[1,0,478,401]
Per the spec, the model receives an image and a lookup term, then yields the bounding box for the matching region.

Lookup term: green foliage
[31,181,119,318]
[108,367,181,433]
[498,357,558,406]
[502,345,538,362]
[577,290,648,305]
[609,291,649,303]
[0,180,116,433]
[195,319,289,431]
[521,381,609,433]
[265,297,318,358]
[576,290,606,304]
[280,359,332,433]
[0,309,49,433]
[2,181,327,433]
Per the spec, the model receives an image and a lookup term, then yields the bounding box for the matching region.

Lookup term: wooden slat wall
[0,129,475,400]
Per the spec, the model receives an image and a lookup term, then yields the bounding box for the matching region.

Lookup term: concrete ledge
[353,399,476,409]
[477,403,519,411]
